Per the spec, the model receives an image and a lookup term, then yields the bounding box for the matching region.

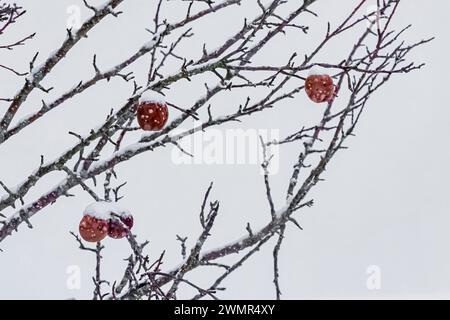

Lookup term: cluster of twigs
[0,2,34,76]
[0,0,431,299]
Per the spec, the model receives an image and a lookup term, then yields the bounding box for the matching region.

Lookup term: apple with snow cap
[305,66,336,103]
[137,91,169,131]
[108,210,134,239]
[79,216,108,242]
[79,203,110,242]
[79,202,134,242]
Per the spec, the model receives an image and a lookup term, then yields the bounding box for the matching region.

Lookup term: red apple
[108,213,134,239]
[137,102,169,131]
[305,74,336,103]
[79,215,108,242]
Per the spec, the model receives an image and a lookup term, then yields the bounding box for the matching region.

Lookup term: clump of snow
[96,1,113,11]
[142,32,162,50]
[84,201,131,220]
[275,203,290,218]
[139,90,166,105]
[308,65,331,76]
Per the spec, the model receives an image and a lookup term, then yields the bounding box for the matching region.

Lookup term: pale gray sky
[0,0,449,299]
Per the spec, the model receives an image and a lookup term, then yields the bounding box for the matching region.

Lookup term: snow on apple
[137,91,169,131]
[139,90,167,105]
[79,201,134,242]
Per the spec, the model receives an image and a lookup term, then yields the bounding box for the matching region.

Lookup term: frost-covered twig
[166,188,219,299]
[2,0,240,143]
[0,0,126,139]
[0,0,432,300]
[115,0,432,300]
[69,232,107,299]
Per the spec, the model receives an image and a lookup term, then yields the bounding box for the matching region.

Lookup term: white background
[0,0,449,299]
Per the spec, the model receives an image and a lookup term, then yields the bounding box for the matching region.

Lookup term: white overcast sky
[0,0,449,299]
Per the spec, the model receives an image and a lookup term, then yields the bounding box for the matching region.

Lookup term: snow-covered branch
[0,0,432,300]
